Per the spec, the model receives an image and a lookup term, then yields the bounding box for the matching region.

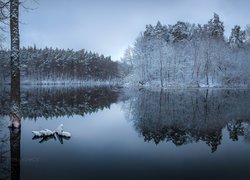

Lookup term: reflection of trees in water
[125,89,250,152]
[0,86,123,179]
[0,120,21,180]
[227,119,250,142]
[9,128,20,180]
[0,69,22,180]
[0,86,122,180]
[0,117,11,180]
[0,87,121,119]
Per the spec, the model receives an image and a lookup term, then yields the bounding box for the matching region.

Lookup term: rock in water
[32,124,71,143]
[32,131,43,137]
[43,129,55,136]
[60,131,71,138]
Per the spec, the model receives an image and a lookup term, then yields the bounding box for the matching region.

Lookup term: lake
[1,86,250,180]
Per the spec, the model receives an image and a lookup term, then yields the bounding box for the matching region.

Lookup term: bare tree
[0,0,9,48]
[0,0,20,96]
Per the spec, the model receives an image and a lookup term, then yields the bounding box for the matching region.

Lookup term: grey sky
[18,0,250,60]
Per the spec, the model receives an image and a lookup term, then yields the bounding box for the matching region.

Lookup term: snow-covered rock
[57,131,71,138]
[32,131,43,137]
[42,129,55,136]
[32,124,71,143]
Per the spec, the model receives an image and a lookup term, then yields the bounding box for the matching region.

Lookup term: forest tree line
[1,1,129,86]
[122,13,250,88]
[0,47,124,84]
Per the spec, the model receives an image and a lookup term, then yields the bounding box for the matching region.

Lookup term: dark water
[1,87,250,180]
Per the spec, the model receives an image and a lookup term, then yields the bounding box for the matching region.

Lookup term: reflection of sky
[17,102,250,179]
[4,0,250,60]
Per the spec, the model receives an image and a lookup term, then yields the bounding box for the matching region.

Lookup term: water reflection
[124,89,250,152]
[0,86,121,119]
[9,73,22,179]
[1,87,250,179]
[0,82,22,179]
[0,117,10,180]
[0,86,122,180]
[9,128,21,180]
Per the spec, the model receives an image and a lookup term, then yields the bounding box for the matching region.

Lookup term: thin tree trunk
[205,51,209,87]
[160,50,163,88]
[173,53,176,84]
[192,44,200,87]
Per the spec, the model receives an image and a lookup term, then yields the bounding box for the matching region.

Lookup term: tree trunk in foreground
[9,0,21,128]
[10,0,20,99]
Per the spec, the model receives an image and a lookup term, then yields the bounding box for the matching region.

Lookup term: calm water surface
[1,87,250,180]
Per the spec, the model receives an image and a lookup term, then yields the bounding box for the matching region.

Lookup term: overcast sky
[17,0,250,60]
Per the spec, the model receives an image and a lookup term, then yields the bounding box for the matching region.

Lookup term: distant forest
[0,47,128,84]
[1,13,250,87]
[122,13,250,88]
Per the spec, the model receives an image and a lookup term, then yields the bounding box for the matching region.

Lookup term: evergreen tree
[170,21,189,42]
[203,13,224,40]
[0,47,121,84]
[245,25,250,45]
[124,13,250,87]
[229,25,246,48]
[144,24,154,38]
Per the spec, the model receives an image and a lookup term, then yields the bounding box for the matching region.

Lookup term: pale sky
[15,0,250,60]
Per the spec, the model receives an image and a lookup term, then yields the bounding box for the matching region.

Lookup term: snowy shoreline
[1,78,249,90]
[123,80,250,90]
[1,82,249,90]
[2,79,123,87]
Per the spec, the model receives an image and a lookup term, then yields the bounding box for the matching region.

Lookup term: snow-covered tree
[0,47,121,84]
[121,46,134,67]
[170,21,189,42]
[123,13,250,88]
[245,25,250,45]
[229,25,246,48]
[204,13,224,40]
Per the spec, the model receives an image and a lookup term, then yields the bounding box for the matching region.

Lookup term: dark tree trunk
[10,0,20,105]
[9,1,21,179]
[9,0,21,127]
[10,128,21,180]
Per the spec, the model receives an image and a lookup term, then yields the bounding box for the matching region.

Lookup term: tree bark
[9,0,21,129]
[10,0,20,101]
[205,51,209,87]
[9,2,21,178]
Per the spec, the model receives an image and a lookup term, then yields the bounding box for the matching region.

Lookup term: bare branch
[20,0,39,12]
[0,1,10,9]
[0,0,10,20]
